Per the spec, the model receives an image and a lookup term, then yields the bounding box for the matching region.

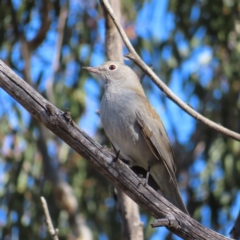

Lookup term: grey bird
[83,61,189,214]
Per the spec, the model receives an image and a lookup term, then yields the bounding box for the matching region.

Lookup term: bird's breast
[100,90,152,168]
[100,91,138,144]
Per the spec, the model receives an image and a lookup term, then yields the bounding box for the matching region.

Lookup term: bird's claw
[113,150,120,162]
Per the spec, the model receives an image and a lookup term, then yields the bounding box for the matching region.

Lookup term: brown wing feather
[136,109,177,188]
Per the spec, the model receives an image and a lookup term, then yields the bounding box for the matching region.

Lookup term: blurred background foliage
[0,0,240,239]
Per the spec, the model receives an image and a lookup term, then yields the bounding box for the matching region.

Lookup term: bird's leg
[145,165,151,186]
[111,144,120,162]
[113,150,120,162]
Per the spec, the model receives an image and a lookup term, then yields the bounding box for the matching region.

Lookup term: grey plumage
[83,61,189,215]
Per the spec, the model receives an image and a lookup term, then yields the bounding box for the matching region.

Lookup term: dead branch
[41,196,59,240]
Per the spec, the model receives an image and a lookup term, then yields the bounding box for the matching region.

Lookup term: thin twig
[41,196,59,240]
[100,0,240,142]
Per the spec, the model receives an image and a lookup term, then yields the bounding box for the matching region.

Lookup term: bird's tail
[150,163,189,215]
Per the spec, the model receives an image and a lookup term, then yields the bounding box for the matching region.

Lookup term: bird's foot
[137,175,146,188]
[145,165,151,186]
[112,150,120,162]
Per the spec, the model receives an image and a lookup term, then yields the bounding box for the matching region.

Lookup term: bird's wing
[135,94,177,186]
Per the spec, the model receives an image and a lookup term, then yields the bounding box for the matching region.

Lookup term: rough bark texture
[0,60,233,240]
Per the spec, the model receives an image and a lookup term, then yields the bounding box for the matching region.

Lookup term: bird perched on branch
[83,61,189,215]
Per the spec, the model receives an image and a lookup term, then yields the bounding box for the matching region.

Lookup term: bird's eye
[109,64,116,70]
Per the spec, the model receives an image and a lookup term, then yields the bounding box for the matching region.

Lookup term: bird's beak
[83,66,100,74]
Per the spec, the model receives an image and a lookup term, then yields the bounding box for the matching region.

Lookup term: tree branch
[0,60,233,240]
[102,0,123,63]
[41,196,59,240]
[99,0,240,142]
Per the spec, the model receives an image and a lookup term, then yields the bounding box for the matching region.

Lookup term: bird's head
[83,61,141,90]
